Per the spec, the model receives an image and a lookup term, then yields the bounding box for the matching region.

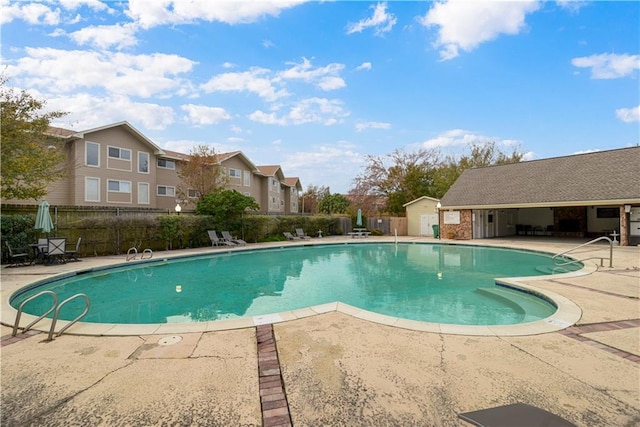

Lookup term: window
[291,188,297,196]
[108,180,131,193]
[108,146,131,160]
[187,189,199,198]
[85,177,100,201]
[229,168,241,178]
[157,186,176,197]
[243,170,251,187]
[138,183,150,204]
[157,158,175,169]
[86,142,100,167]
[138,152,149,173]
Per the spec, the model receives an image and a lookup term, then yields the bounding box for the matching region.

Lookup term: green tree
[196,189,259,223]
[1,78,68,200]
[432,142,524,198]
[352,148,440,215]
[318,192,350,214]
[300,184,328,214]
[177,145,226,205]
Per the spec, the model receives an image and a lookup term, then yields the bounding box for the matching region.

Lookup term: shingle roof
[440,147,640,208]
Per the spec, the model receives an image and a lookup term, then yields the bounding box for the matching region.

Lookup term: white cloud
[279,57,346,91]
[249,98,349,126]
[556,1,588,13]
[355,62,372,71]
[125,0,308,29]
[46,92,175,131]
[355,121,391,132]
[7,48,196,98]
[201,67,289,102]
[572,53,640,79]
[318,76,346,91]
[262,40,275,48]
[68,23,139,50]
[346,2,397,36]
[420,129,521,152]
[181,104,232,126]
[59,0,111,12]
[420,0,540,60]
[282,142,365,192]
[222,62,236,69]
[616,105,640,123]
[1,1,60,25]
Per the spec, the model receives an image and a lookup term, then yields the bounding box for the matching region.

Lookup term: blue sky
[2,1,639,193]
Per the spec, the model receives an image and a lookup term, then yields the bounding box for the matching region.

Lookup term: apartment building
[3,121,301,213]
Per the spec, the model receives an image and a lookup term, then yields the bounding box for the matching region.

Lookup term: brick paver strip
[558,319,640,363]
[256,324,292,427]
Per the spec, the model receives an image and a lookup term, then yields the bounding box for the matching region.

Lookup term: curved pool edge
[1,239,591,338]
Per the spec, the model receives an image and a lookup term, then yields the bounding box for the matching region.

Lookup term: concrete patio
[1,237,638,426]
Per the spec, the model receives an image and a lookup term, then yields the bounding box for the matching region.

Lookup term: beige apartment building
[3,122,302,213]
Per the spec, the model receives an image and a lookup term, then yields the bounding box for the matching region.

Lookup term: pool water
[11,243,582,326]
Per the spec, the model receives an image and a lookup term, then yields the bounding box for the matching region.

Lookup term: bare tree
[177,145,226,205]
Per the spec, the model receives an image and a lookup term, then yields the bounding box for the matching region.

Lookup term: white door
[420,214,438,236]
[474,210,485,238]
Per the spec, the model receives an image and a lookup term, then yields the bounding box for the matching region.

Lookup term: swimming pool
[10,243,582,326]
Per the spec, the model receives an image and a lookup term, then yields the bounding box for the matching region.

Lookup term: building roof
[403,195,440,208]
[256,165,285,180]
[440,146,640,209]
[68,121,166,155]
[284,177,302,190]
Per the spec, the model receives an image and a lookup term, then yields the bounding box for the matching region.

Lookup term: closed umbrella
[356,208,363,227]
[35,200,54,234]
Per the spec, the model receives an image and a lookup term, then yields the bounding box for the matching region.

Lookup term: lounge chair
[221,231,247,246]
[295,228,311,240]
[65,237,82,262]
[5,241,30,267]
[208,230,235,247]
[283,232,301,241]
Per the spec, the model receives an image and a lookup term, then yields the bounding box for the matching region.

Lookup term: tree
[352,148,440,215]
[318,192,350,214]
[300,184,329,214]
[196,189,259,223]
[177,145,226,205]
[432,142,524,198]
[1,78,68,200]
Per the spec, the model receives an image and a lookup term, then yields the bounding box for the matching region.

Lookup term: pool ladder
[12,291,91,341]
[126,247,153,261]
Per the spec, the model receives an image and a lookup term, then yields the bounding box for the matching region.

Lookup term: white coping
[1,239,590,338]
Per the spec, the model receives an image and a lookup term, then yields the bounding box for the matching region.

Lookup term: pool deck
[1,236,638,426]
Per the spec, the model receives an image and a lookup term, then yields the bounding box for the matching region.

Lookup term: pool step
[476,287,553,322]
[535,265,574,275]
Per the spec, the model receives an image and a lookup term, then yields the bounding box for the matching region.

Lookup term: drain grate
[158,335,182,346]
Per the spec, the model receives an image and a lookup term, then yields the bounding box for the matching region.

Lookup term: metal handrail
[552,236,613,268]
[126,247,138,261]
[47,293,91,341]
[12,291,58,336]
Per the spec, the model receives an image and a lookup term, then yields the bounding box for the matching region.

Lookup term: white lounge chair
[208,230,235,247]
[295,228,311,240]
[283,232,300,241]
[221,231,246,246]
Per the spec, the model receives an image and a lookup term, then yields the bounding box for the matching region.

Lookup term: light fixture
[174,203,182,215]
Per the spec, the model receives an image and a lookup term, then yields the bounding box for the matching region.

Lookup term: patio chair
[221,231,246,246]
[46,237,67,264]
[283,232,301,241]
[65,237,82,262]
[5,241,30,267]
[208,230,235,247]
[295,228,311,240]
